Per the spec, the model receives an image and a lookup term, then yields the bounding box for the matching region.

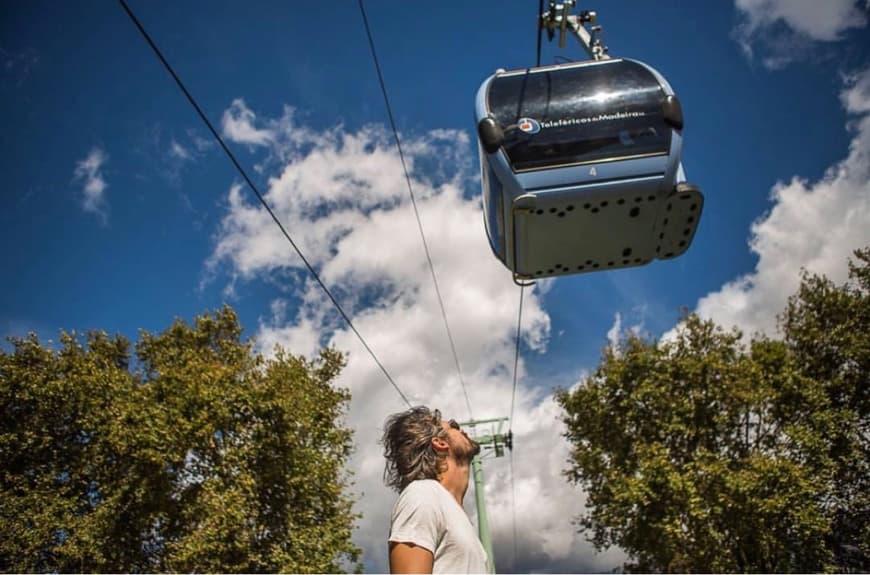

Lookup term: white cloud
[686,68,870,338]
[169,139,191,161]
[220,98,274,146]
[606,312,623,350]
[73,146,109,224]
[733,0,867,68]
[207,104,625,571]
[606,310,646,354]
[186,128,214,153]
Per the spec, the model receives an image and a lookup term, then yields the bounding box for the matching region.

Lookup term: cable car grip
[542,1,609,61]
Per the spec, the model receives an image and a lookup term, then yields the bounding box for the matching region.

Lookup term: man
[382,406,488,574]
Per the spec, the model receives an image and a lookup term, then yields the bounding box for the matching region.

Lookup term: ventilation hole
[679,240,686,247]
[634,258,641,263]
[690,203,697,211]
[683,228,691,236]
[622,259,629,265]
[555,263,563,269]
[591,207,600,213]
[547,269,554,274]
[667,203,672,211]
[536,209,544,215]
[622,247,632,257]
[584,203,591,209]
[535,271,542,276]
[629,207,640,218]
[577,265,585,271]
[665,252,674,257]
[663,218,669,226]
[647,195,656,201]
[608,261,615,267]
[566,205,574,211]
[656,246,661,253]
[659,232,665,240]
[586,259,593,265]
[600,201,609,207]
[687,216,694,224]
[635,197,643,203]
[549,207,557,214]
[593,263,600,268]
[558,211,566,217]
[681,194,691,200]
[617,198,626,205]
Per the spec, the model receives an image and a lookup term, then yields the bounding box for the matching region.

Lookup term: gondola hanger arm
[540,1,609,60]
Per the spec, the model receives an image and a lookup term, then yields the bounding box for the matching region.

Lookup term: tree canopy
[557,249,869,573]
[0,306,360,573]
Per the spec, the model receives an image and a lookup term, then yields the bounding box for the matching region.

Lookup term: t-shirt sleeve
[388,483,443,554]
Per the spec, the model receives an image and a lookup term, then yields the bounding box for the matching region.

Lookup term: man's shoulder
[402,479,441,496]
[391,480,446,528]
[396,479,444,506]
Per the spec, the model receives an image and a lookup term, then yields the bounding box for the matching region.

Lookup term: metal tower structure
[460,417,513,574]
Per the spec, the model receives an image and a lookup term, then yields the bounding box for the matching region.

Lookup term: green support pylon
[461,417,513,574]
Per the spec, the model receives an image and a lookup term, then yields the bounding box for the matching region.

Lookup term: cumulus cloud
[73,146,109,224]
[206,102,626,571]
[733,0,867,68]
[686,68,870,338]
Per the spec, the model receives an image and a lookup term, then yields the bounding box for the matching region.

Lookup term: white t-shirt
[389,479,489,574]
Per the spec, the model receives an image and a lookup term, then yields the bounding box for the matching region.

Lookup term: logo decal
[589,167,598,176]
[517,117,541,135]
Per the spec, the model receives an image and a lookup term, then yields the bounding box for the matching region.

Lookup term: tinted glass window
[488,60,671,171]
[481,158,505,258]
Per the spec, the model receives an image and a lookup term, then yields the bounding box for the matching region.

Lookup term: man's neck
[438,459,471,506]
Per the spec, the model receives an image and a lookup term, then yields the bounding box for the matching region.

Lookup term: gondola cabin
[475,58,703,282]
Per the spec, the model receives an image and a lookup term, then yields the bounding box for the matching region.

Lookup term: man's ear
[432,436,449,453]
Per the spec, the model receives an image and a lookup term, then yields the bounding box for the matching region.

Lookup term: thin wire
[508,286,525,428]
[537,0,544,67]
[508,284,525,570]
[357,0,473,420]
[507,5,541,566]
[510,448,519,570]
[117,0,411,408]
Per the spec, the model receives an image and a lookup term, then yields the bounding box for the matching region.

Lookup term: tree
[0,306,361,573]
[556,249,869,573]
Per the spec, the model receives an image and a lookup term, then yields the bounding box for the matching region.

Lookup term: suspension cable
[508,286,525,429]
[537,0,544,67]
[506,7,543,565]
[508,284,526,570]
[117,0,411,408]
[357,0,473,420]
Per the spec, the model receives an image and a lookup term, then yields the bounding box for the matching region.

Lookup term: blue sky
[3,0,870,572]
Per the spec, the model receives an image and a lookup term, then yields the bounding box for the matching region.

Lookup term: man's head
[382,406,481,492]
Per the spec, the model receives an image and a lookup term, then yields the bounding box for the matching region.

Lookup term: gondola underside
[512,182,703,279]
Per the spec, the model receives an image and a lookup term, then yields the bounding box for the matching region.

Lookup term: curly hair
[382,406,449,492]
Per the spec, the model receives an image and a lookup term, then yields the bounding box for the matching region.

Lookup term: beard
[451,433,481,464]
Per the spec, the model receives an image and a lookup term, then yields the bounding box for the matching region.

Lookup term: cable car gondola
[475,6,703,283]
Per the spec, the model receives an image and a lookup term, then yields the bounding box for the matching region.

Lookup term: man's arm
[389,541,434,574]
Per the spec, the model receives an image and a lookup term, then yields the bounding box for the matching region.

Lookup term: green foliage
[0,306,361,573]
[557,249,870,573]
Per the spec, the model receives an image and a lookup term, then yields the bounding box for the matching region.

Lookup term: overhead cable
[508,286,525,429]
[117,0,411,408]
[357,0,474,419]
